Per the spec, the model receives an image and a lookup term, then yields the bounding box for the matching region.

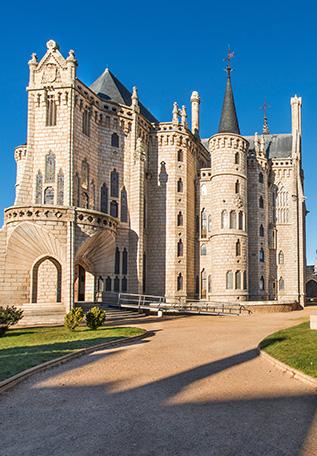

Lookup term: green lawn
[0,326,145,382]
[260,321,317,378]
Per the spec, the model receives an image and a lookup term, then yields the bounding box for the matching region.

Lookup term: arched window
[235,152,240,165]
[114,276,120,292]
[111,169,119,197]
[259,224,264,237]
[201,244,207,256]
[259,248,265,262]
[235,271,241,289]
[111,132,119,147]
[201,209,207,238]
[105,276,112,292]
[110,200,118,218]
[201,269,207,299]
[235,180,240,194]
[259,196,264,209]
[177,239,183,257]
[46,95,57,127]
[82,192,89,209]
[208,274,212,293]
[226,271,233,289]
[177,149,183,162]
[45,152,55,183]
[114,247,120,274]
[259,276,265,291]
[177,273,183,291]
[238,211,244,230]
[32,256,62,303]
[57,169,64,205]
[82,108,91,136]
[243,271,247,290]
[259,172,264,183]
[122,276,127,292]
[177,211,183,226]
[236,239,241,256]
[81,160,89,190]
[44,186,54,205]
[221,210,228,229]
[230,210,237,229]
[122,248,128,275]
[278,250,284,265]
[120,187,128,222]
[100,183,108,213]
[177,178,183,193]
[208,215,212,232]
[35,170,43,204]
[279,277,285,291]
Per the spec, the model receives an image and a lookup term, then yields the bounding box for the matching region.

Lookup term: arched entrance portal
[74,265,95,303]
[32,256,62,303]
[306,279,317,300]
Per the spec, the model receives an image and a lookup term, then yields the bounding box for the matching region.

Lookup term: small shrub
[0,306,24,337]
[64,307,84,330]
[86,306,106,330]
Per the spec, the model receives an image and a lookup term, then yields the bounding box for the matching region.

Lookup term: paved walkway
[1,308,317,456]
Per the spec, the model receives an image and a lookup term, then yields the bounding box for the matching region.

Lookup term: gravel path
[1,308,317,456]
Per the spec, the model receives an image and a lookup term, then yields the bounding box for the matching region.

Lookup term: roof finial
[224,45,235,76]
[261,98,271,135]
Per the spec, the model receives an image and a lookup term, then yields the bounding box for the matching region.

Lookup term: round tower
[208,60,249,302]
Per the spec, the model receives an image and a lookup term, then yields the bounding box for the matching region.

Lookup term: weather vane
[224,46,235,74]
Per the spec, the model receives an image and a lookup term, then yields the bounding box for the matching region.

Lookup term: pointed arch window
[100,183,108,213]
[46,95,57,126]
[122,276,127,292]
[177,211,183,226]
[114,276,120,292]
[259,196,264,209]
[259,224,264,237]
[81,160,89,190]
[201,244,207,256]
[201,269,207,299]
[44,186,54,205]
[177,239,183,257]
[177,273,183,291]
[243,271,247,290]
[259,276,265,291]
[57,169,64,205]
[120,187,128,222]
[115,247,120,275]
[259,248,265,262]
[177,178,183,193]
[221,210,228,229]
[259,172,264,183]
[235,152,240,165]
[235,271,241,289]
[235,180,240,194]
[110,200,118,218]
[201,208,207,238]
[122,248,128,275]
[226,271,233,289]
[35,170,43,204]
[278,250,284,265]
[82,107,91,136]
[111,132,119,147]
[177,149,183,162]
[45,152,56,183]
[105,276,112,292]
[236,239,241,256]
[230,210,237,229]
[238,211,244,230]
[111,169,119,197]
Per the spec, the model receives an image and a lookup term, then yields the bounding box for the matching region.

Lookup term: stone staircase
[16,303,66,326]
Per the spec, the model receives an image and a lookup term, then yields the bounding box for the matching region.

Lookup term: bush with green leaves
[85,306,106,330]
[64,307,84,330]
[0,305,24,336]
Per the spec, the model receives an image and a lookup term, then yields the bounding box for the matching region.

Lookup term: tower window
[230,210,237,229]
[235,180,240,194]
[201,244,207,256]
[259,224,264,237]
[278,250,284,265]
[44,186,54,205]
[221,210,228,229]
[177,211,183,226]
[177,273,183,291]
[259,196,264,209]
[100,183,108,213]
[279,277,285,290]
[111,133,119,148]
[110,200,118,218]
[177,239,183,257]
[259,248,265,262]
[235,271,241,290]
[177,178,183,193]
[111,169,119,197]
[122,248,128,275]
[177,149,183,162]
[235,152,240,165]
[120,187,128,222]
[236,239,241,256]
[238,211,244,230]
[115,247,120,275]
[82,108,91,136]
[259,276,265,291]
[226,271,233,289]
[46,95,57,127]
[259,172,264,183]
[201,209,207,238]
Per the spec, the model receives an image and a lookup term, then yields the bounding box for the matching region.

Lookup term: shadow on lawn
[259,337,287,349]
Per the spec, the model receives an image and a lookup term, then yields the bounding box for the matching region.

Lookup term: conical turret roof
[218,71,240,135]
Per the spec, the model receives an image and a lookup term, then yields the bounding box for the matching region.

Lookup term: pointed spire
[218,48,240,135]
[261,99,270,135]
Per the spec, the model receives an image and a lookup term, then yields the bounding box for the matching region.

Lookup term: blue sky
[0,0,316,263]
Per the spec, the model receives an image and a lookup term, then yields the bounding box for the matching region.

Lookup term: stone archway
[32,256,62,303]
[306,279,317,300]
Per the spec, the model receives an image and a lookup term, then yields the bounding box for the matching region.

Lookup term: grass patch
[0,326,145,382]
[260,322,317,378]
